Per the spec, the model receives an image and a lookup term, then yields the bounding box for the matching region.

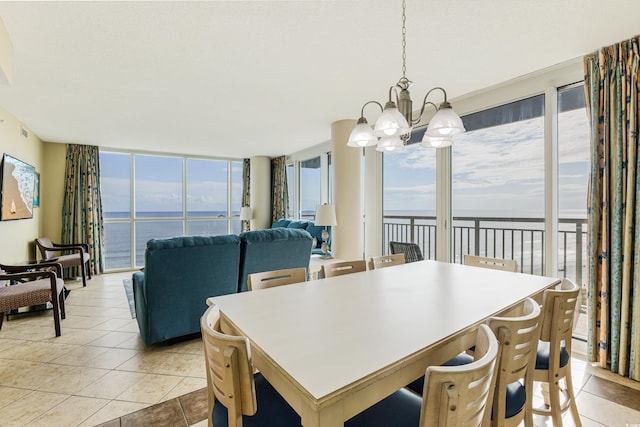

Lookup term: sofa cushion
[271,218,291,228]
[286,220,309,230]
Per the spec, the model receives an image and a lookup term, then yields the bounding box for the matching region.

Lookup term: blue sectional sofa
[132,228,312,345]
[271,218,330,256]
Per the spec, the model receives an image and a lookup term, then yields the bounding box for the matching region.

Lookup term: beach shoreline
[1,163,32,220]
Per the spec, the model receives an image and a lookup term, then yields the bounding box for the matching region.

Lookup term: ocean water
[104,209,587,285]
[4,156,35,214]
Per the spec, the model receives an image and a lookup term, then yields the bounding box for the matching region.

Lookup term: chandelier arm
[412,101,439,126]
[360,100,384,118]
[423,86,448,103]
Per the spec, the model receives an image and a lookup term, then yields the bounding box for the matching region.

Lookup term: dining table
[206,259,560,427]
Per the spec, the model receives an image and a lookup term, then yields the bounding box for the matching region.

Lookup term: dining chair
[464,254,518,272]
[486,297,541,427]
[321,260,367,278]
[201,304,301,427]
[347,324,499,427]
[35,237,92,287]
[532,278,582,427]
[369,253,405,270]
[389,241,424,263]
[248,267,307,291]
[0,262,66,337]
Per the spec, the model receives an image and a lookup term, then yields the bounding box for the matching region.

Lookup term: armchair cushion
[285,220,309,230]
[238,228,313,292]
[133,234,241,345]
[271,218,292,228]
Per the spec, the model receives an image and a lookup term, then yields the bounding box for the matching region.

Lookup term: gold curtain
[584,35,640,380]
[271,156,289,223]
[61,144,104,275]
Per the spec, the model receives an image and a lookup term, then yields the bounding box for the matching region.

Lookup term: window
[300,156,321,219]
[100,152,242,270]
[452,95,545,274]
[382,139,437,257]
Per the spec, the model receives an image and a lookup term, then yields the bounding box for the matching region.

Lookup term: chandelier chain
[401,0,407,79]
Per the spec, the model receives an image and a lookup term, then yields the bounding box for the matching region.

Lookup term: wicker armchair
[0,262,66,336]
[35,237,91,287]
[389,241,424,263]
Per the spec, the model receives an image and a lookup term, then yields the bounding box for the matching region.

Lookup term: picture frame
[33,171,40,207]
[0,153,36,220]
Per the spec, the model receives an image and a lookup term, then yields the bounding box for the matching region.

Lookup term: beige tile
[116,320,140,333]
[161,338,204,355]
[49,344,110,366]
[89,330,138,347]
[63,314,115,329]
[190,419,208,427]
[576,391,640,426]
[0,390,68,427]
[86,347,139,369]
[0,359,52,389]
[28,395,110,427]
[102,307,136,320]
[0,337,27,355]
[37,365,109,394]
[78,400,150,427]
[78,370,147,399]
[0,340,77,363]
[162,377,207,401]
[114,333,147,350]
[46,328,110,345]
[0,323,58,341]
[0,385,32,410]
[92,317,135,331]
[115,373,183,404]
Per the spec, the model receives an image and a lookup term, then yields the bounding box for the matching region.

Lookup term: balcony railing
[383,215,587,287]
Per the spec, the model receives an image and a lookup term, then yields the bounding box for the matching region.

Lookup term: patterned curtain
[241,158,250,231]
[61,144,104,276]
[584,36,640,380]
[271,156,289,223]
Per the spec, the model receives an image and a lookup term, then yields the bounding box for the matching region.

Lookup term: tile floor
[0,271,639,426]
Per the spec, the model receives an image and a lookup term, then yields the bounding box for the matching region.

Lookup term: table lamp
[240,206,252,232]
[314,204,337,259]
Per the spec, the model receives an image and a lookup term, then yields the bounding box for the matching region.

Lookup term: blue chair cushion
[345,387,422,427]
[535,341,569,370]
[212,373,301,427]
[503,381,526,419]
[272,218,292,228]
[405,352,473,395]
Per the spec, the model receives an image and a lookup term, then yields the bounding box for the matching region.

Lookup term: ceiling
[0,1,638,159]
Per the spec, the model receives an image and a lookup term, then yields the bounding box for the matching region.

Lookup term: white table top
[208,260,560,425]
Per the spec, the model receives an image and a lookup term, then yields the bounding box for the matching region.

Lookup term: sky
[383,107,590,218]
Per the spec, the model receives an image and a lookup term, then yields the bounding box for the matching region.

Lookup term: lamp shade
[240,206,253,220]
[314,204,337,226]
[424,106,465,137]
[373,102,411,138]
[376,136,405,152]
[347,122,378,147]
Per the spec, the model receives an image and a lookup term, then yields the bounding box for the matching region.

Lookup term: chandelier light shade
[347,118,378,147]
[421,135,453,148]
[347,0,465,151]
[424,105,466,137]
[376,136,406,152]
[373,101,411,138]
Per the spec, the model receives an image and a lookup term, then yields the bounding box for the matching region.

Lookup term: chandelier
[347,0,465,152]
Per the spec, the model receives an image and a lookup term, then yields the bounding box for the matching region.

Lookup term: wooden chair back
[419,324,499,427]
[201,305,257,427]
[389,241,424,263]
[321,260,367,278]
[248,267,307,291]
[533,278,582,426]
[369,253,405,270]
[464,255,518,272]
[486,297,541,426]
